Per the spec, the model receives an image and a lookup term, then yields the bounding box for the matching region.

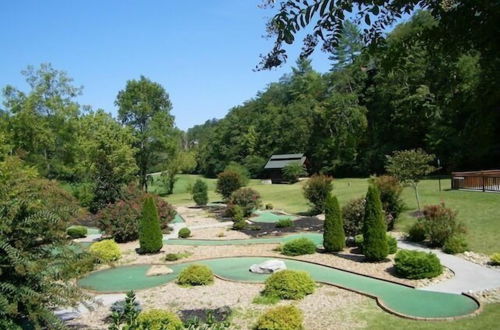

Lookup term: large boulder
[146,265,173,276]
[249,259,286,274]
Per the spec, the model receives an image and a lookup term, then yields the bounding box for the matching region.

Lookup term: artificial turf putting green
[78,257,479,319]
[163,233,323,246]
[250,210,297,223]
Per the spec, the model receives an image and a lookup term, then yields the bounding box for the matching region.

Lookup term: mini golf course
[164,233,323,246]
[78,257,479,319]
[250,210,297,223]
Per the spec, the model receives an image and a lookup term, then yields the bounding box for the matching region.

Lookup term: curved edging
[78,256,481,321]
[165,232,321,244]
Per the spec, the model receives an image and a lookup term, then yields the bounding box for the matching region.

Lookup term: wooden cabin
[264,153,308,183]
[451,170,500,192]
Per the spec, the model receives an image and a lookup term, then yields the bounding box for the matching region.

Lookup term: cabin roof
[264,153,306,169]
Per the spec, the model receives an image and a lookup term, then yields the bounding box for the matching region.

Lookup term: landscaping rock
[249,259,286,274]
[146,265,173,276]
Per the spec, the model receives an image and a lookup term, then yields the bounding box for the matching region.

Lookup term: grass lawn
[355,301,500,330]
[163,174,500,254]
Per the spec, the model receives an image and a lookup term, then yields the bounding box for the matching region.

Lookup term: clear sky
[0,0,336,130]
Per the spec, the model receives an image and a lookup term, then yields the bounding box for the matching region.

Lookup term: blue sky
[0,1,405,130]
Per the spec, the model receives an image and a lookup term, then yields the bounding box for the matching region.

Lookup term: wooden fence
[451,170,500,192]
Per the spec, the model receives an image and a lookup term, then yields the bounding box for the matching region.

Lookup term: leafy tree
[303,174,333,214]
[282,162,307,183]
[192,179,208,206]
[329,20,363,70]
[138,196,163,253]
[0,157,87,328]
[323,194,345,252]
[385,149,436,211]
[216,170,244,200]
[116,76,174,191]
[224,161,250,185]
[362,185,388,261]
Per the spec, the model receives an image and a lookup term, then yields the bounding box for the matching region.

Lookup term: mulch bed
[241,216,324,237]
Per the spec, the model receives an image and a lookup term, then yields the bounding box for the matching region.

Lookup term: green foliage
[342,197,365,237]
[252,294,281,305]
[386,235,398,254]
[177,264,214,286]
[490,253,500,266]
[89,240,121,263]
[422,203,465,247]
[136,309,183,330]
[229,187,262,216]
[302,174,333,214]
[67,225,88,238]
[178,227,191,239]
[255,305,304,330]
[265,203,274,210]
[443,235,468,254]
[282,162,307,183]
[224,162,250,185]
[192,179,208,206]
[109,291,141,330]
[226,204,244,222]
[362,186,388,261]
[165,251,192,261]
[243,155,267,178]
[281,238,316,256]
[216,170,244,200]
[370,175,404,230]
[408,221,426,242]
[275,218,294,228]
[323,194,345,252]
[138,197,163,253]
[263,270,315,300]
[232,220,247,230]
[394,250,443,279]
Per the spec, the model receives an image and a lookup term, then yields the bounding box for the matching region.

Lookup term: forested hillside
[189,12,499,177]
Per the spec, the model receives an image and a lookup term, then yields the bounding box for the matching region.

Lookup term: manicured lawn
[354,301,500,330]
[164,175,500,254]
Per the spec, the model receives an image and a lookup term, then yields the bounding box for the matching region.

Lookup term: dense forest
[188,11,499,178]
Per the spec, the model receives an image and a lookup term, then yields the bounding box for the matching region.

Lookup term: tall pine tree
[362,185,388,261]
[323,194,345,252]
[139,196,163,253]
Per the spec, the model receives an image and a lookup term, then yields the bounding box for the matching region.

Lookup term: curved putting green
[78,257,479,319]
[250,210,297,223]
[164,233,323,246]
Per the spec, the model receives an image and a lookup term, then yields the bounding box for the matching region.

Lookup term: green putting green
[172,214,185,224]
[164,233,323,246]
[78,257,479,319]
[250,210,297,223]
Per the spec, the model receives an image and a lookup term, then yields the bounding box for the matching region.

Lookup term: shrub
[224,161,250,185]
[263,270,315,300]
[95,184,175,242]
[255,305,303,330]
[302,174,333,214]
[67,225,88,238]
[394,250,442,279]
[138,197,163,253]
[225,204,244,222]
[233,220,247,230]
[89,239,121,263]
[230,187,261,216]
[422,203,465,247]
[265,203,274,210]
[216,170,244,200]
[282,162,307,183]
[354,234,364,248]
[177,264,214,286]
[490,253,500,265]
[165,251,191,261]
[192,179,208,206]
[276,218,294,228]
[282,238,316,256]
[408,221,426,242]
[243,155,267,178]
[370,175,404,230]
[443,235,468,254]
[178,227,191,238]
[136,309,183,330]
[386,235,398,254]
[342,197,366,237]
[109,291,141,329]
[362,186,388,261]
[323,194,345,252]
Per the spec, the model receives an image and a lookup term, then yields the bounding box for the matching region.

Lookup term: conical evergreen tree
[362,185,388,261]
[323,194,345,252]
[139,196,163,253]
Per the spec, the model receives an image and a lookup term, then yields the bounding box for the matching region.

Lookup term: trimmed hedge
[139,197,163,253]
[192,179,208,206]
[89,239,121,263]
[255,305,303,330]
[394,249,443,279]
[136,309,183,330]
[178,227,191,238]
[177,264,214,286]
[263,270,315,300]
[216,170,244,200]
[362,185,388,261]
[323,194,345,252]
[67,225,87,238]
[443,235,468,254]
[281,238,316,256]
